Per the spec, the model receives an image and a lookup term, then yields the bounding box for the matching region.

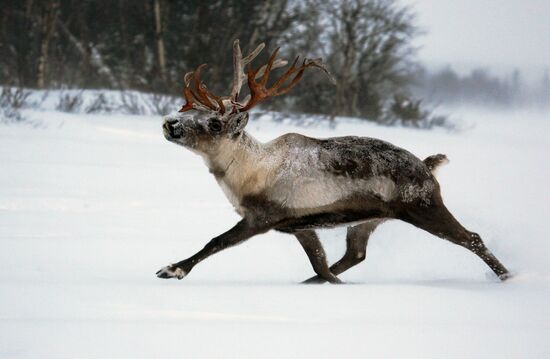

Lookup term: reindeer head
[162,106,250,154]
[163,39,333,154]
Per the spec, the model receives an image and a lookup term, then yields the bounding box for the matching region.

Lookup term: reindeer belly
[274,192,392,232]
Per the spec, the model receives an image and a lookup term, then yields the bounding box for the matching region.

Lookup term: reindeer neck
[203,131,265,179]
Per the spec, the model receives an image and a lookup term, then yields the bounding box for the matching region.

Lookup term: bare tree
[154,0,167,83]
[56,20,122,88]
[37,1,59,88]
[322,0,418,118]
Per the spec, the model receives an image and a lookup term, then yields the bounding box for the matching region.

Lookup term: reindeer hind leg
[400,200,510,280]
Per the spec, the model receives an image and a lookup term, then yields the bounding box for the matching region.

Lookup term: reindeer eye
[208,118,222,132]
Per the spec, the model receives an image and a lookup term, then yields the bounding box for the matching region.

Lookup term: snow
[1,105,549,358]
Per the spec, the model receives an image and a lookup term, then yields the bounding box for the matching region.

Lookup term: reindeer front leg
[156,218,270,280]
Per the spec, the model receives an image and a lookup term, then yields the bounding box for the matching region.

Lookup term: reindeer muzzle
[163,118,183,139]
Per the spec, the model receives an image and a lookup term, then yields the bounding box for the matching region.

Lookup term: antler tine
[179,71,196,112]
[179,87,195,112]
[254,58,288,80]
[179,65,225,113]
[270,56,301,90]
[180,70,211,112]
[229,40,265,101]
[241,49,332,111]
[193,64,226,113]
[241,41,265,65]
[276,58,336,92]
[259,47,280,86]
[229,40,243,101]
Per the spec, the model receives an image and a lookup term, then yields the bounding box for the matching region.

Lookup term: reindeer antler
[179,64,225,114]
[179,39,334,115]
[239,48,334,112]
[179,40,268,114]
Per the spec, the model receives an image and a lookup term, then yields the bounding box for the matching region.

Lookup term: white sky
[404,0,550,75]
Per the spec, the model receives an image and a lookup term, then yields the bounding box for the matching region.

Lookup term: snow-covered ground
[1,106,549,358]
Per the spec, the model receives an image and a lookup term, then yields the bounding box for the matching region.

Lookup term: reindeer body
[207,131,434,227]
[155,39,510,283]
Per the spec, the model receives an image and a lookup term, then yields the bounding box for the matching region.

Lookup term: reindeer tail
[423,154,449,175]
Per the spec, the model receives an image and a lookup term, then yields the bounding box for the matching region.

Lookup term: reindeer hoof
[156,265,187,280]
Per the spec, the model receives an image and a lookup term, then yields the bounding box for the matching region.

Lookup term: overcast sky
[404,0,550,75]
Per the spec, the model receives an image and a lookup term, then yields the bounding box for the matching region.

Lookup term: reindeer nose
[163,118,183,138]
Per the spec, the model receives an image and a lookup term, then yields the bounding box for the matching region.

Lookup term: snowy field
[1,105,549,358]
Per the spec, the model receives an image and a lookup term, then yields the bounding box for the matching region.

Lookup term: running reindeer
[157,40,510,283]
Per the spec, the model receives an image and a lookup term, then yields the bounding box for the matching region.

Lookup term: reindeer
[156,40,510,283]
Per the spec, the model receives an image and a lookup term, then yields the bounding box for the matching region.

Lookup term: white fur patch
[156,266,187,279]
[219,180,244,214]
[269,174,397,209]
[431,157,449,176]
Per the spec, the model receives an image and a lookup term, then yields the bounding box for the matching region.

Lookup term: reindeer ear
[227,111,249,136]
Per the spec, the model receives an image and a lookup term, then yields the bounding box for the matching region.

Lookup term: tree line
[0,0,475,126]
[0,0,440,126]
